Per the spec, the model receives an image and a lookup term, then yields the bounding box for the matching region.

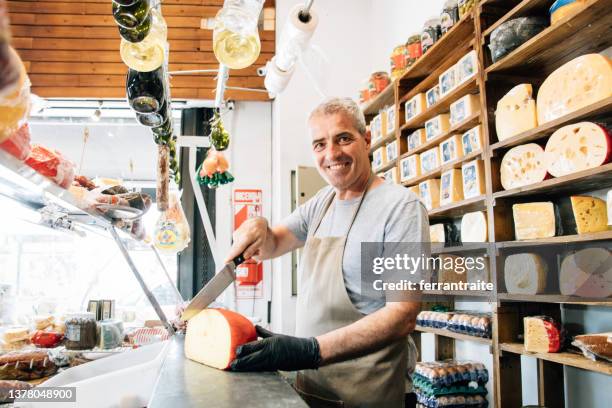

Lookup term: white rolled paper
[275,4,319,72]
[264,56,295,97]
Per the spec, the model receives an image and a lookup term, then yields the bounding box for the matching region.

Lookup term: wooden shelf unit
[415,325,493,345]
[361,2,612,406]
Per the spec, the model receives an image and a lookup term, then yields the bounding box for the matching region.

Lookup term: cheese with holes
[524,316,563,353]
[462,125,484,155]
[538,54,612,124]
[185,308,257,370]
[425,114,451,141]
[421,147,441,173]
[372,147,387,171]
[405,93,427,123]
[371,114,382,143]
[544,122,611,177]
[495,84,538,141]
[504,253,548,294]
[400,155,421,182]
[426,85,441,108]
[440,168,463,205]
[456,50,478,84]
[430,223,460,244]
[500,143,548,190]
[440,134,463,164]
[461,159,485,199]
[439,65,458,96]
[386,140,399,162]
[560,248,612,298]
[386,105,396,136]
[419,179,441,210]
[450,94,480,126]
[570,196,609,234]
[512,202,557,240]
[407,129,427,151]
[461,211,488,242]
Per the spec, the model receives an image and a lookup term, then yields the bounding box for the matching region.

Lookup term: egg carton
[415,360,489,387]
[416,393,488,408]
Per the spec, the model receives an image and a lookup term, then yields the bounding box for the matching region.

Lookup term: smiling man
[226,97,428,408]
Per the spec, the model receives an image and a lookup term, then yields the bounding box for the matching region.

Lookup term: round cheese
[560,248,612,298]
[544,122,611,177]
[460,211,488,243]
[504,253,548,294]
[500,143,547,190]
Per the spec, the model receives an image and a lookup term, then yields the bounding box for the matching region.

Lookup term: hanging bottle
[114,0,152,43]
[120,8,167,72]
[126,66,165,114]
[136,100,168,127]
[213,0,264,69]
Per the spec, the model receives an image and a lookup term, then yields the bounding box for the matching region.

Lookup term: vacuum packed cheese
[0,123,30,161]
[461,159,485,199]
[440,134,463,164]
[430,223,460,245]
[524,316,564,353]
[421,147,441,174]
[500,143,548,190]
[426,85,441,108]
[460,211,488,242]
[537,54,612,124]
[544,122,611,177]
[407,129,427,151]
[425,114,451,141]
[450,94,480,126]
[569,196,609,234]
[512,202,558,240]
[405,93,427,123]
[25,145,75,189]
[400,155,421,182]
[419,179,441,210]
[185,309,257,370]
[440,168,463,205]
[572,332,612,362]
[560,248,612,298]
[461,125,484,155]
[495,84,538,141]
[504,253,548,294]
[488,17,548,63]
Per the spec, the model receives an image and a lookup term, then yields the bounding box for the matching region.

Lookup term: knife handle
[233,253,245,266]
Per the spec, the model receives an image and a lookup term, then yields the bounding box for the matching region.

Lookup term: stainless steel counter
[148,335,308,407]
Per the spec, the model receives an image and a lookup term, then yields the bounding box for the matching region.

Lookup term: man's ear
[364,129,371,149]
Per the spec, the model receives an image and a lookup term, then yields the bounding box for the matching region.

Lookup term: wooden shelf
[482,0,552,38]
[375,158,397,174]
[497,230,612,248]
[415,325,493,345]
[428,195,487,221]
[402,150,483,187]
[422,289,494,298]
[399,112,481,158]
[400,78,479,131]
[370,132,396,152]
[362,82,395,116]
[431,243,490,255]
[489,96,612,151]
[485,0,612,74]
[500,342,612,375]
[493,163,612,199]
[498,293,612,306]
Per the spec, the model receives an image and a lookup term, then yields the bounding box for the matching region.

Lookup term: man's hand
[230,326,322,372]
[225,217,271,263]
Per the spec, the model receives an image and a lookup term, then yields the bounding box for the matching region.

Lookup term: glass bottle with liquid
[126,65,166,114]
[114,0,151,43]
[136,99,169,127]
[120,8,167,72]
[213,0,264,69]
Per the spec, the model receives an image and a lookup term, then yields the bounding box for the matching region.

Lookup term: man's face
[308,112,371,190]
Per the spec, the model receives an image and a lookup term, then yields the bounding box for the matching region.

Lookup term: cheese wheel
[500,143,548,190]
[560,248,612,298]
[537,54,612,124]
[185,309,257,370]
[461,211,488,242]
[544,122,611,178]
[504,253,547,294]
[495,84,538,141]
[524,316,563,353]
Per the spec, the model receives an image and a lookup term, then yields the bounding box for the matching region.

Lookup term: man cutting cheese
[226,98,428,407]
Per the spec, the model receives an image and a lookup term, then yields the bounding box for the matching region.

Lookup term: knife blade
[180,254,245,321]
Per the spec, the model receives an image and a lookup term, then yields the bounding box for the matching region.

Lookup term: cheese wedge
[405,93,427,123]
[537,54,612,124]
[461,211,488,242]
[500,143,548,190]
[570,196,609,234]
[407,129,427,152]
[512,202,557,240]
[504,253,548,294]
[400,155,421,182]
[461,159,485,199]
[524,316,563,353]
[495,84,538,141]
[419,179,441,210]
[440,168,463,205]
[560,248,612,298]
[544,122,611,178]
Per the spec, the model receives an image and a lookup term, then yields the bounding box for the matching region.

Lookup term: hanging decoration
[197,149,234,189]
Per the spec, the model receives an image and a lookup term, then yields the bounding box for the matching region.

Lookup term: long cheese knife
[180,254,245,321]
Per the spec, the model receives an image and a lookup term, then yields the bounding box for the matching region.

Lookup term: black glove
[230,325,322,372]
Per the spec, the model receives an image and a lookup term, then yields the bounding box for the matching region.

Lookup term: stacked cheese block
[414,361,489,408]
[496,54,612,191]
[431,211,489,245]
[401,51,484,210]
[372,105,401,180]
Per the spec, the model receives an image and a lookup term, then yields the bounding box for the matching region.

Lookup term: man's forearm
[315,302,420,365]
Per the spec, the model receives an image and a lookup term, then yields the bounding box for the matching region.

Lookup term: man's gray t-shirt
[283,182,429,315]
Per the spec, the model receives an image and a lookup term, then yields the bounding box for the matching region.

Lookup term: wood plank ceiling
[7,0,275,101]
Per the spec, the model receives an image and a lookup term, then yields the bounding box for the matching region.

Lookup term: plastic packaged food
[30,330,63,348]
[406,34,423,67]
[440,0,460,34]
[0,350,58,380]
[0,123,30,161]
[489,17,548,63]
[154,192,191,253]
[0,47,30,143]
[25,145,76,189]
[416,394,487,408]
[572,332,612,362]
[64,312,97,350]
[550,0,587,25]
[458,0,477,18]
[417,311,492,338]
[421,18,442,53]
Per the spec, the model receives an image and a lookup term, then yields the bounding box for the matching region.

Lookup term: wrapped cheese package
[0,123,30,161]
[25,145,75,189]
[154,192,191,253]
[572,332,612,362]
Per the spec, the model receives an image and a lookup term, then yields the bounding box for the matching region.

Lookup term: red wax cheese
[524,316,563,353]
[185,308,257,370]
[544,122,611,178]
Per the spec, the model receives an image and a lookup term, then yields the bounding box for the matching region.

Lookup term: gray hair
[308,97,367,136]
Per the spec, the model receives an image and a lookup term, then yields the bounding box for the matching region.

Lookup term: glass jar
[405,34,423,67]
[370,71,390,94]
[421,17,442,53]
[441,0,459,34]
[213,0,264,69]
[64,312,97,350]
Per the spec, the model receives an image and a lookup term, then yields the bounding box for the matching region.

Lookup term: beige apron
[294,178,408,408]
